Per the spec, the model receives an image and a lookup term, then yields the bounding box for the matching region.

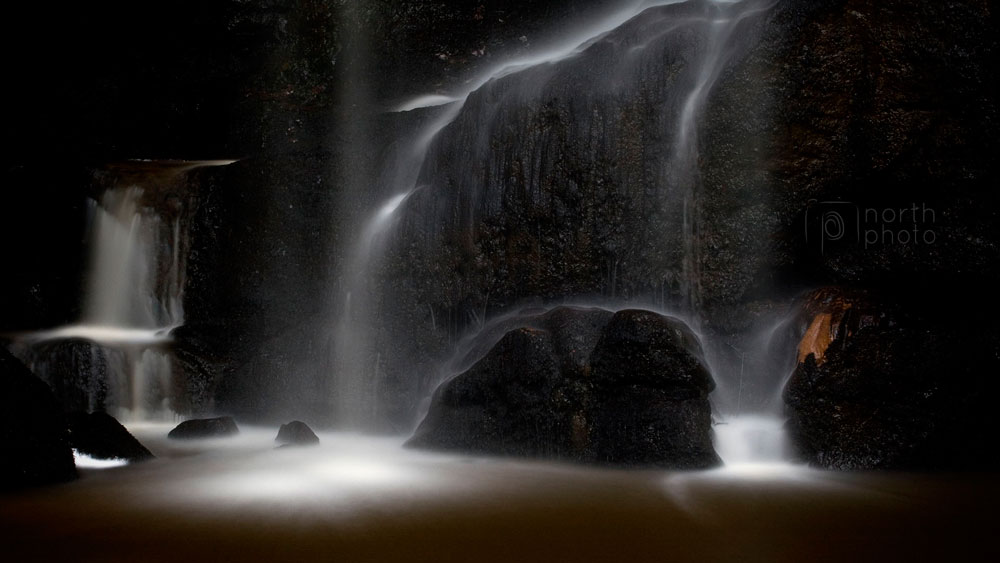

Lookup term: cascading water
[328,47,464,429]
[85,184,181,420]
[702,303,806,467]
[8,160,234,421]
[85,186,184,330]
[329,0,693,429]
[330,0,793,468]
[672,8,765,316]
[331,191,412,427]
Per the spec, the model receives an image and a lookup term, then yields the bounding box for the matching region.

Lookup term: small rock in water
[275,420,319,447]
[68,412,154,462]
[168,416,240,439]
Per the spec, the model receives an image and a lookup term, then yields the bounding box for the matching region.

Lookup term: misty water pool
[2,424,995,562]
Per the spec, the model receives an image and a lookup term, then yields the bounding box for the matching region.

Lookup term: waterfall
[331,192,413,427]
[706,306,801,467]
[330,0,786,454]
[8,160,234,421]
[328,102,463,428]
[85,186,185,330]
[329,0,696,429]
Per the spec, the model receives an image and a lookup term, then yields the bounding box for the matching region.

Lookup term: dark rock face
[0,166,89,333]
[179,156,343,423]
[408,307,719,468]
[168,416,240,440]
[700,0,999,328]
[8,339,117,415]
[67,412,155,463]
[783,288,1000,470]
[366,0,999,430]
[391,1,745,322]
[2,0,995,436]
[0,347,77,491]
[275,421,320,447]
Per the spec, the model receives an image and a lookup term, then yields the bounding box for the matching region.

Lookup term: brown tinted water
[1,426,996,562]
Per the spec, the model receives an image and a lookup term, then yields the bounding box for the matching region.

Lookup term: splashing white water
[73,449,130,469]
[713,415,789,465]
[17,325,173,345]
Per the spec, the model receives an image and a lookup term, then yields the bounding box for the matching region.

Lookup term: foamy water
[3,426,992,562]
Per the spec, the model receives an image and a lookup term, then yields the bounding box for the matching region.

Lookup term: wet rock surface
[68,412,155,463]
[168,416,240,440]
[587,310,717,467]
[408,307,719,469]
[370,0,998,430]
[5,339,115,415]
[590,310,713,394]
[0,347,77,491]
[275,421,320,447]
[783,287,1000,470]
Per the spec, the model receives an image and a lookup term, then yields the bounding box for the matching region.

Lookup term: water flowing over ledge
[6,159,237,421]
[329,0,782,433]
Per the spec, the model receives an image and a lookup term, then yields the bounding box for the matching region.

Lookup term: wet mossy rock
[783,288,1000,470]
[275,421,320,447]
[407,307,720,469]
[68,412,155,463]
[168,416,240,440]
[0,347,77,491]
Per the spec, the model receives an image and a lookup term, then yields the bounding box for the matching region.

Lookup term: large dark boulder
[0,347,77,491]
[587,310,717,467]
[168,416,240,440]
[590,310,712,393]
[275,421,320,447]
[783,288,1000,470]
[68,412,154,463]
[410,327,571,458]
[408,307,719,468]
